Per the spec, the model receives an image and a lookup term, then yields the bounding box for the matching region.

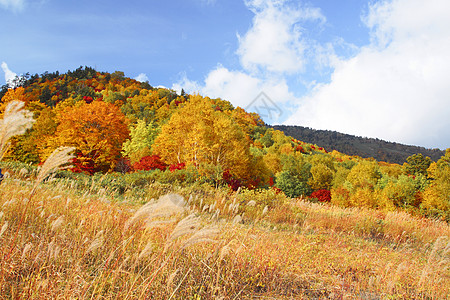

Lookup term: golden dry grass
[0,174,449,299]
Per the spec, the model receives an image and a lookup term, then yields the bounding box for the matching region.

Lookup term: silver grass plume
[165,213,219,251]
[180,224,219,250]
[124,194,187,231]
[30,146,75,197]
[169,214,200,241]
[0,101,35,160]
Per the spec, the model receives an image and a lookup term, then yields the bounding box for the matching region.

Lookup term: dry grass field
[0,170,448,299]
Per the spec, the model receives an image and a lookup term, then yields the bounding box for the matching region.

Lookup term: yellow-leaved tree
[152,95,263,186]
[422,149,450,220]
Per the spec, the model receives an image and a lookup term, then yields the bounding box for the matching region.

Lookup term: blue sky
[1,0,450,150]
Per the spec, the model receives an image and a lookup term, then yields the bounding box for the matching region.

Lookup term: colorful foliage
[71,151,97,175]
[169,162,186,172]
[49,100,129,172]
[223,169,241,191]
[152,95,259,186]
[1,67,449,220]
[310,189,331,202]
[133,155,167,171]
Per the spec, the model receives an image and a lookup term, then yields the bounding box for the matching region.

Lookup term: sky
[1,0,450,150]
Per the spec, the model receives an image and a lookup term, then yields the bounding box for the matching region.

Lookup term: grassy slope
[0,173,449,299]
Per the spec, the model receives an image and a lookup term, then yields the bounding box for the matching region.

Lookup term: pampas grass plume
[0,100,35,160]
[30,146,75,197]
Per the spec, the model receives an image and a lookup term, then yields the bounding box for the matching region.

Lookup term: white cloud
[285,0,450,149]
[1,62,18,87]
[134,73,149,82]
[173,0,322,123]
[174,0,450,148]
[202,66,260,107]
[0,0,25,12]
[237,0,325,74]
[173,65,295,123]
[172,73,202,95]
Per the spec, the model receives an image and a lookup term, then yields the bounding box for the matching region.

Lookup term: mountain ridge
[271,124,445,164]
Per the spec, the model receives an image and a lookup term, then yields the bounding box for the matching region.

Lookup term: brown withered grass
[0,174,448,299]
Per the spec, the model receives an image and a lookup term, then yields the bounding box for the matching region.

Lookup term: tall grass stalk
[29,146,75,198]
[0,172,448,298]
[1,146,75,282]
[0,101,35,160]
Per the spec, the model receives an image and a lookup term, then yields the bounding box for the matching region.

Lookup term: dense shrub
[310,189,331,202]
[223,169,242,191]
[275,171,311,198]
[71,152,97,175]
[331,187,351,207]
[133,155,167,171]
[169,162,186,172]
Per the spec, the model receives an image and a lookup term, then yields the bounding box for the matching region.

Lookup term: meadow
[0,163,448,299]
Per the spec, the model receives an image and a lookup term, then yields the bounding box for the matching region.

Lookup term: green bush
[275,171,311,198]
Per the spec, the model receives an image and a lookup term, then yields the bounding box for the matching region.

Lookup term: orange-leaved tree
[48,100,129,172]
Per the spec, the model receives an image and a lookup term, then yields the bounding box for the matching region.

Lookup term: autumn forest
[0,66,448,221]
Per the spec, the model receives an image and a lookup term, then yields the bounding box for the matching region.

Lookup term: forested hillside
[1,66,449,221]
[272,125,445,164]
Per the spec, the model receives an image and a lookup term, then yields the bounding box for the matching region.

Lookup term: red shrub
[223,169,241,191]
[71,152,96,175]
[133,155,167,171]
[296,145,305,153]
[310,189,331,202]
[83,96,93,104]
[272,186,283,194]
[169,162,186,172]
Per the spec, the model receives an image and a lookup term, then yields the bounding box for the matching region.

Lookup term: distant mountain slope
[272,125,445,164]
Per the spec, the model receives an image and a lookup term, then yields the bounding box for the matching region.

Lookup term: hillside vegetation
[1,66,449,221]
[272,125,445,164]
[0,67,449,298]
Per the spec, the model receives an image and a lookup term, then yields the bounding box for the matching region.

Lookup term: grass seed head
[50,215,65,231]
[180,225,220,249]
[124,193,187,231]
[0,221,8,237]
[0,101,35,160]
[35,146,75,185]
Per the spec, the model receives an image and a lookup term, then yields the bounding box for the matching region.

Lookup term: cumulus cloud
[173,66,295,123]
[172,73,202,95]
[173,0,322,123]
[134,73,149,82]
[237,0,325,74]
[285,0,450,149]
[174,0,450,148]
[0,0,25,11]
[1,62,18,87]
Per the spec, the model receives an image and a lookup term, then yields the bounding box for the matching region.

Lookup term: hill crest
[272,124,445,164]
